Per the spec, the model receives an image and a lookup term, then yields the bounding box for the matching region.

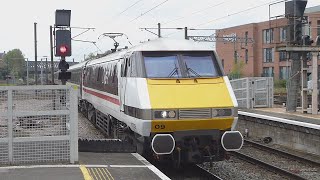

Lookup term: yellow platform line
[79,165,93,180]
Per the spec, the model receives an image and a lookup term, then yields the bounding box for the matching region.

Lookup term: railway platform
[0,153,169,180]
[240,107,320,125]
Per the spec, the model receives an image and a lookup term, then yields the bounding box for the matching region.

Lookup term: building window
[262,67,274,77]
[280,27,286,42]
[263,29,273,43]
[279,51,287,61]
[279,66,290,79]
[317,20,320,36]
[234,51,238,63]
[245,49,249,64]
[263,48,274,63]
[245,31,248,46]
[221,59,224,68]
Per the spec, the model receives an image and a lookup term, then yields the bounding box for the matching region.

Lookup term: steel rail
[196,164,224,180]
[244,139,320,167]
[231,151,307,180]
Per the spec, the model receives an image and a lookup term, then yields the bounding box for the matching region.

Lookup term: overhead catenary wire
[162,1,227,25]
[131,0,169,22]
[194,0,283,27]
[116,0,144,16]
[163,0,283,37]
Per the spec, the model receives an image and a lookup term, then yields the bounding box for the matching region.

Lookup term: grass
[0,84,16,86]
[274,87,287,94]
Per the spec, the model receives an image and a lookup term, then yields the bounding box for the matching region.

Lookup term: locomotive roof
[130,38,212,51]
[72,38,213,67]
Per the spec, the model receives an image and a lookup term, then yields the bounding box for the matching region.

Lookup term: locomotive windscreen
[143,51,222,78]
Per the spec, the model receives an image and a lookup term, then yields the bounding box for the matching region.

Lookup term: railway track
[154,162,223,180]
[231,139,320,180]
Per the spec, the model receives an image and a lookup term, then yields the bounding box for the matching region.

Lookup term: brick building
[216,5,320,80]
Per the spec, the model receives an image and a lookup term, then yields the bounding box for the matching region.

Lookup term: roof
[130,38,212,51]
[85,38,213,66]
[305,5,320,14]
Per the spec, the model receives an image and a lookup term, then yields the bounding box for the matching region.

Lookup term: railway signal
[55,30,72,57]
[54,9,72,85]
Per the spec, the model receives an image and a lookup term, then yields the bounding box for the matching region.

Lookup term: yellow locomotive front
[141,50,243,164]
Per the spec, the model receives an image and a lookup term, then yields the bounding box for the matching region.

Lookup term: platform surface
[240,107,320,125]
[0,153,169,180]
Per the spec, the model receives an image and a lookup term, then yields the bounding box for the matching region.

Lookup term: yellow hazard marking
[97,168,109,180]
[82,167,113,180]
[94,168,103,180]
[103,168,115,180]
[79,165,93,180]
[90,168,99,180]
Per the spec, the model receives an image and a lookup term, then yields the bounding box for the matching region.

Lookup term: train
[56,38,243,166]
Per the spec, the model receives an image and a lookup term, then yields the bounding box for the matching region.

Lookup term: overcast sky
[0,0,318,62]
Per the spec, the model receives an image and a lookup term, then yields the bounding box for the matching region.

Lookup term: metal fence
[230,77,274,109]
[0,85,78,165]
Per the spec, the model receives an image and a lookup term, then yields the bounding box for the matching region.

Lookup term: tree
[3,49,25,79]
[228,60,245,80]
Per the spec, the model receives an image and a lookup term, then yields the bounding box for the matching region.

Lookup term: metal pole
[46,58,49,84]
[34,22,38,85]
[50,25,54,84]
[40,58,43,85]
[26,58,29,86]
[312,52,318,114]
[184,27,188,40]
[158,23,161,38]
[61,56,67,85]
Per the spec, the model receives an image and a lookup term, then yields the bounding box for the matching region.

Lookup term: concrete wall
[236,115,320,156]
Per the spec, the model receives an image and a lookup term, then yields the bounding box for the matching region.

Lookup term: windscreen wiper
[185,62,201,77]
[168,67,179,77]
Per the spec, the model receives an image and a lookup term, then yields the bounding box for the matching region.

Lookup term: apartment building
[216,5,320,79]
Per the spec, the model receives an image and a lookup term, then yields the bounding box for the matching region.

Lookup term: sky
[0,0,319,62]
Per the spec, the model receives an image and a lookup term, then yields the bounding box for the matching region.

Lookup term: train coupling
[221,131,243,151]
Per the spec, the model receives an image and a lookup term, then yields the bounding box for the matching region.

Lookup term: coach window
[112,64,118,83]
[130,57,137,77]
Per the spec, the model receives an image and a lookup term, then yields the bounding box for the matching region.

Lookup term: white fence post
[69,86,78,163]
[7,89,13,164]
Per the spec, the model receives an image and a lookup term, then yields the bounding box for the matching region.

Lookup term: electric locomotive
[65,38,243,165]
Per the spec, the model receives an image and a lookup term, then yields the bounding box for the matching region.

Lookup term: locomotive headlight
[212,109,218,117]
[212,108,233,117]
[161,111,168,118]
[154,110,177,119]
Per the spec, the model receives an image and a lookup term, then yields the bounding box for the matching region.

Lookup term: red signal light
[59,45,67,54]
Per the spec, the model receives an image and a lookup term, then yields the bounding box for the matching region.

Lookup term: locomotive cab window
[142,51,222,78]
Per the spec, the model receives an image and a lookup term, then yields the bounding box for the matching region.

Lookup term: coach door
[119,57,129,112]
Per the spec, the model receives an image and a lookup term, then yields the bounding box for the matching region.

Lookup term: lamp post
[40,56,48,85]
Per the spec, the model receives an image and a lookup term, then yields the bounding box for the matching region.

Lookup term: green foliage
[3,49,25,78]
[85,53,97,61]
[228,61,245,80]
[274,79,287,88]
